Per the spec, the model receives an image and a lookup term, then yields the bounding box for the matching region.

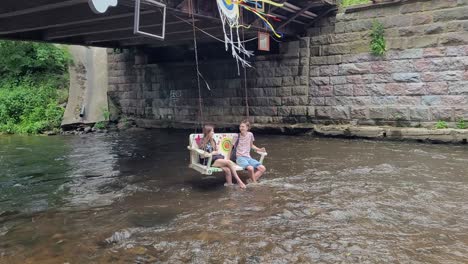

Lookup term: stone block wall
[107,39,311,125]
[309,0,468,125]
[108,0,468,127]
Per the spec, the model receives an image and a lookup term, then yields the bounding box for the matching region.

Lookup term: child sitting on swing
[198,124,246,189]
[234,120,267,183]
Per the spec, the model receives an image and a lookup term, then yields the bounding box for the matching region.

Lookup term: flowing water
[1,130,468,263]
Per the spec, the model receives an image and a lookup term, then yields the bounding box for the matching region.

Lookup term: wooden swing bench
[187,133,267,175]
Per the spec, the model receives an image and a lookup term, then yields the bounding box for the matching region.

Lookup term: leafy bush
[456,119,466,129]
[94,121,107,130]
[0,83,64,134]
[0,41,70,79]
[0,41,70,134]
[370,21,386,56]
[435,120,448,129]
[101,107,110,120]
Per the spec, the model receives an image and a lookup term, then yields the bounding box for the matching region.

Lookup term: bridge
[3,1,465,132]
[1,0,339,127]
[1,0,336,48]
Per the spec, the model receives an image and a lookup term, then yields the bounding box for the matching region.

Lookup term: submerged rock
[331,210,352,223]
[0,226,9,236]
[105,229,131,244]
[282,209,295,219]
[44,131,57,136]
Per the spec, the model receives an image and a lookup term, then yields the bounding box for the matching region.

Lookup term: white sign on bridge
[88,0,118,14]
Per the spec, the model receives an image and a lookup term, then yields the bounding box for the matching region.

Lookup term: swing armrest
[187,146,212,158]
[187,146,213,167]
[255,150,268,164]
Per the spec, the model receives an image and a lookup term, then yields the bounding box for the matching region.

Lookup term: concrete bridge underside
[1,0,336,127]
[0,0,336,48]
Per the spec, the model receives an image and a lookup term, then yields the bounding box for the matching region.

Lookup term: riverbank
[133,119,468,144]
[5,118,467,145]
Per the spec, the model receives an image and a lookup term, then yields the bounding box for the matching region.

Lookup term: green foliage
[0,41,71,134]
[101,107,110,120]
[340,0,370,8]
[456,119,466,129]
[94,121,107,130]
[119,116,131,129]
[435,120,448,129]
[56,87,69,105]
[0,41,71,79]
[370,21,386,56]
[113,48,124,54]
[93,107,111,130]
[0,83,64,134]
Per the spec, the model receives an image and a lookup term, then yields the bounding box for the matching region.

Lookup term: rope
[241,11,249,120]
[190,0,204,130]
[173,14,258,45]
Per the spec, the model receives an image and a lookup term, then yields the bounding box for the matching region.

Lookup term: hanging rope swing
[186,0,269,175]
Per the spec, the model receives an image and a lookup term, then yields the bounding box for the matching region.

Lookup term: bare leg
[246,166,255,183]
[226,162,245,186]
[221,167,232,185]
[254,165,266,181]
[213,159,246,189]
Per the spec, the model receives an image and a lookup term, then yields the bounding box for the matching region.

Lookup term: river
[1,130,468,263]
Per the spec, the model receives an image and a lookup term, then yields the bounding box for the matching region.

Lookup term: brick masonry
[108,0,468,126]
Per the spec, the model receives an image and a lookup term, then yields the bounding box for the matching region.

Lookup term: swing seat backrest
[188,133,267,175]
[188,133,240,175]
[189,133,238,162]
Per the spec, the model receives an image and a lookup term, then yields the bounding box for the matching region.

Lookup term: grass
[340,0,371,8]
[94,121,106,130]
[370,20,386,56]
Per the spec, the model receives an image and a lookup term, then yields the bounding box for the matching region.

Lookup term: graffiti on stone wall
[169,90,182,106]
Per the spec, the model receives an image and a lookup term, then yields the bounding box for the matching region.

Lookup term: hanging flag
[216,0,253,72]
[258,31,270,51]
[215,0,283,70]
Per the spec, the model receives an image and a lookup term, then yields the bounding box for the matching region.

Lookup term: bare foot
[246,179,257,184]
[238,182,246,189]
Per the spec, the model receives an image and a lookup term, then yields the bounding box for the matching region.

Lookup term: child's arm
[194,141,212,158]
[251,143,266,153]
[250,133,266,152]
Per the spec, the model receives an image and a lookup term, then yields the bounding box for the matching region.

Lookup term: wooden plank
[86,24,221,44]
[304,5,337,28]
[0,0,63,13]
[121,32,256,47]
[0,4,138,35]
[45,16,194,40]
[119,28,227,46]
[278,2,317,29]
[0,0,87,18]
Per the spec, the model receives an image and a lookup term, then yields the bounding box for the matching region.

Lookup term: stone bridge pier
[107,0,468,130]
